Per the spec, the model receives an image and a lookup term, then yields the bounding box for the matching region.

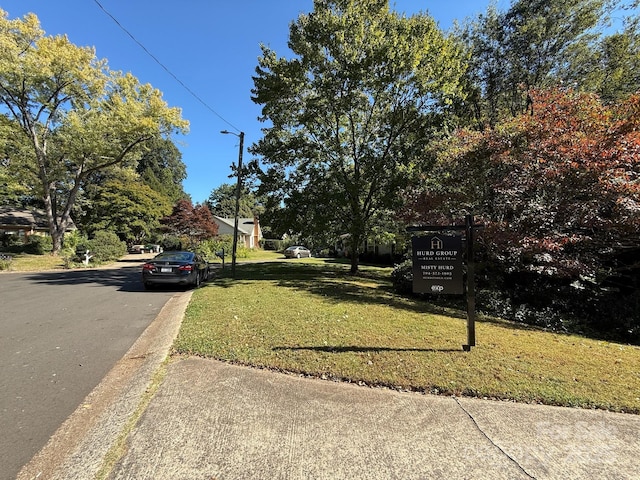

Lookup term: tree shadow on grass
[214,261,565,335]
[273,345,463,353]
[223,260,469,320]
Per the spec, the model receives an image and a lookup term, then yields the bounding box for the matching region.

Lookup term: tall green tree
[251,0,466,273]
[0,162,32,205]
[80,168,172,244]
[586,23,640,102]
[0,10,188,253]
[460,0,613,126]
[0,115,38,205]
[136,137,187,203]
[206,183,262,219]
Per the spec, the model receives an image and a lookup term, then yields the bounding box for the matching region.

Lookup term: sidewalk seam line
[453,397,537,479]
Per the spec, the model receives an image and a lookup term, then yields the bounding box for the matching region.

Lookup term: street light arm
[220,130,241,137]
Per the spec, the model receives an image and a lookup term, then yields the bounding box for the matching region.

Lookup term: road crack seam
[453,397,537,479]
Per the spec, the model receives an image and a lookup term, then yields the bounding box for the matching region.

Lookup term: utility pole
[221,130,244,279]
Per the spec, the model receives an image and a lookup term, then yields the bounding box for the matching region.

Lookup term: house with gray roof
[212,216,263,249]
[0,206,76,243]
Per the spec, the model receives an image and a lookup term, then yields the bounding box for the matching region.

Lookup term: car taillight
[142,263,155,271]
[178,265,193,272]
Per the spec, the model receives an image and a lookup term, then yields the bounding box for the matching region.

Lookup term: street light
[220,130,244,278]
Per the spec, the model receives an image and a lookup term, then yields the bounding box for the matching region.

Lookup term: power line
[92,0,241,133]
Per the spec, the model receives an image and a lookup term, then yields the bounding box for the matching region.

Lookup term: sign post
[408,215,481,351]
[464,215,476,351]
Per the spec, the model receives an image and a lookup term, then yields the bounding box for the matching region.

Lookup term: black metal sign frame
[407,215,482,351]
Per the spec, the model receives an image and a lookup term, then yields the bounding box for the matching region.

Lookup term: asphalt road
[0,258,177,480]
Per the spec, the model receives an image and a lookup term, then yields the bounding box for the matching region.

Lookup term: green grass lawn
[0,252,66,271]
[0,251,118,271]
[174,259,640,414]
[207,249,285,263]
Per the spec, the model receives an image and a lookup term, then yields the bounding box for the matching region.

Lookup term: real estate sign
[411,235,464,295]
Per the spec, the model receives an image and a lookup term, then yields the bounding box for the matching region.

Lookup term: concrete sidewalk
[109,358,640,480]
[19,291,640,480]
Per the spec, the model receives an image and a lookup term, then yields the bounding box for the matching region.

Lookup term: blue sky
[1,0,507,203]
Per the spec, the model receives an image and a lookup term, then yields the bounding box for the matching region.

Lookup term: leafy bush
[261,238,283,251]
[196,236,233,261]
[0,233,52,254]
[0,233,23,250]
[391,257,639,344]
[196,237,253,261]
[160,235,182,252]
[86,230,127,263]
[62,230,86,256]
[24,235,53,254]
[391,259,413,295]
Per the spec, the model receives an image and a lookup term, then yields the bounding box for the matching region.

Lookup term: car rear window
[155,252,194,262]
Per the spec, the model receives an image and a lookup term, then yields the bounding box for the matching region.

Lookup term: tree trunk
[41,178,76,256]
[348,232,361,275]
[43,192,65,255]
[39,160,84,255]
[349,250,359,274]
[50,228,64,255]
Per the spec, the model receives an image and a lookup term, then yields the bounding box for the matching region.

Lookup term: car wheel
[194,271,202,288]
[296,253,301,258]
[143,282,154,290]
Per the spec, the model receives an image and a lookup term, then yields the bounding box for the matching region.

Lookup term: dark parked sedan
[142,251,209,289]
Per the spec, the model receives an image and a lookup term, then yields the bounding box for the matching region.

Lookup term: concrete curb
[17,290,191,480]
